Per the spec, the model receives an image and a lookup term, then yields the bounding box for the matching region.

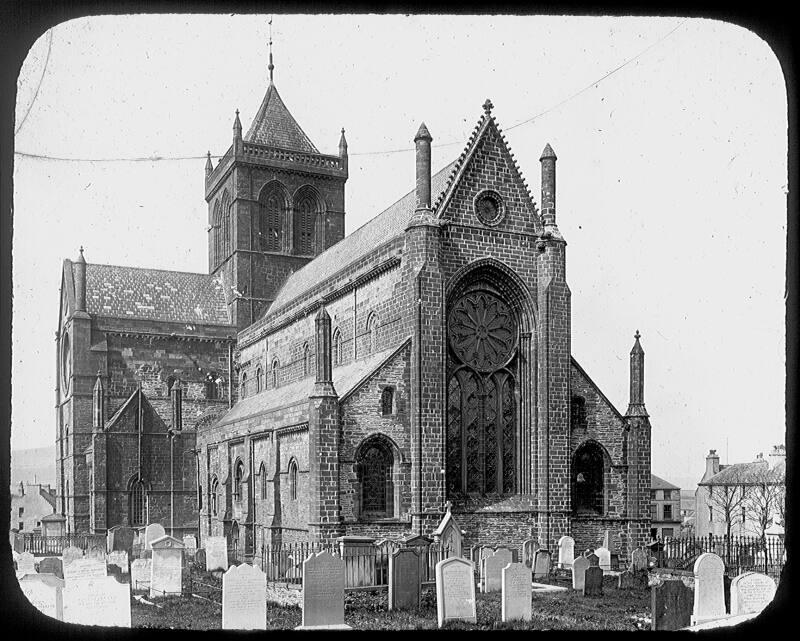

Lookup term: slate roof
[85,263,231,326]
[651,474,680,491]
[266,160,458,316]
[244,83,319,153]
[215,340,410,428]
[699,459,786,486]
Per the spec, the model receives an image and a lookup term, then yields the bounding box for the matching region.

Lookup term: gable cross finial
[268,15,275,84]
[634,329,641,340]
[483,98,494,115]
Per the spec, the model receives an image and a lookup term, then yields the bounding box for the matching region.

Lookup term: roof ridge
[85,262,221,279]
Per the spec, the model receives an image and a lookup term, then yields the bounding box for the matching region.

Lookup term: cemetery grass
[131,575,650,630]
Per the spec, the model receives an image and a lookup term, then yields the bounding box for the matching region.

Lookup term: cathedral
[55,58,652,559]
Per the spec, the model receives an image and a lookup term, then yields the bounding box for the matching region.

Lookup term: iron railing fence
[21,532,107,556]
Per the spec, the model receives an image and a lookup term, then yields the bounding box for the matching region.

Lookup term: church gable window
[572,440,607,515]
[293,187,320,255]
[571,396,587,430]
[356,438,394,518]
[381,387,394,416]
[258,182,285,252]
[128,477,147,526]
[446,282,519,497]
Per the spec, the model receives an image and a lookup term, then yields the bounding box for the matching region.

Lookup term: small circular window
[473,190,505,226]
[61,333,71,392]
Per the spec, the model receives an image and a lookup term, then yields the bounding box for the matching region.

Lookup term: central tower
[204,63,348,329]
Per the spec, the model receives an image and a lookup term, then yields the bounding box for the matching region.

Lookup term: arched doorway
[572,441,607,514]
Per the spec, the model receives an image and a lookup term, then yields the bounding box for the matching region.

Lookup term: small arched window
[206,373,220,400]
[289,460,298,501]
[357,439,394,518]
[221,190,231,258]
[259,463,268,500]
[128,477,147,526]
[256,366,263,393]
[233,460,245,502]
[271,359,279,389]
[365,313,378,356]
[333,328,342,367]
[303,342,310,377]
[210,476,219,516]
[240,372,247,399]
[212,200,222,267]
[381,387,394,416]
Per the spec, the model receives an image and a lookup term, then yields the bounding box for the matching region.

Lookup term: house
[650,474,681,539]
[9,482,57,534]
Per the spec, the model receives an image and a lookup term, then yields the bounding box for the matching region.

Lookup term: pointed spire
[414,122,432,142]
[233,109,242,138]
[539,142,557,228]
[626,330,647,416]
[76,246,86,264]
[205,151,213,176]
[540,143,557,161]
[338,128,348,156]
[74,246,87,313]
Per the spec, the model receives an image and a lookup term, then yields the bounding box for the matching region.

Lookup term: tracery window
[293,189,319,255]
[255,367,263,393]
[271,359,279,388]
[357,440,393,517]
[288,460,298,501]
[446,285,518,496]
[128,477,146,526]
[333,328,343,366]
[259,183,284,251]
[303,343,310,377]
[259,463,267,500]
[233,460,245,502]
[572,441,606,514]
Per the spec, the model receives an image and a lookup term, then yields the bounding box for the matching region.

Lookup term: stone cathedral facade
[55,68,652,558]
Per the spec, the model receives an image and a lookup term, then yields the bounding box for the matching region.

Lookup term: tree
[744,463,785,536]
[705,483,750,540]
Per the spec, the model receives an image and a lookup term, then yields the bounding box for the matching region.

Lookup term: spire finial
[268,15,274,84]
[483,98,494,115]
[634,329,641,340]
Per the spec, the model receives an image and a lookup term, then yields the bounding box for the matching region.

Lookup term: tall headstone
[16,552,36,574]
[532,549,551,580]
[144,523,166,550]
[389,548,422,611]
[183,535,197,552]
[522,539,539,568]
[630,547,649,572]
[130,558,152,591]
[107,526,136,554]
[557,536,575,569]
[501,562,532,622]
[692,553,726,624]
[222,563,267,630]
[19,574,65,621]
[432,505,463,557]
[586,552,600,567]
[583,565,603,597]
[435,557,477,627]
[194,548,206,568]
[595,547,611,572]
[298,551,349,630]
[482,548,513,593]
[64,557,107,583]
[205,536,229,572]
[149,535,184,598]
[572,555,590,591]
[38,557,64,579]
[108,551,130,574]
[618,569,649,590]
[730,572,777,615]
[63,576,132,627]
[651,580,693,631]
[602,530,611,550]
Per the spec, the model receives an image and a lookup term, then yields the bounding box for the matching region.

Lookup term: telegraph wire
[13,20,686,163]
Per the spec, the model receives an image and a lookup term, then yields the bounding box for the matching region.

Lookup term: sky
[11,14,787,492]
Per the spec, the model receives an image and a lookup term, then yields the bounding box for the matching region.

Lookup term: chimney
[705,449,720,480]
[414,122,432,212]
[74,246,87,312]
[768,444,786,469]
[539,143,557,227]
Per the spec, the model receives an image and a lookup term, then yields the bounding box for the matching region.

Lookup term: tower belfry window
[259,183,285,252]
[294,189,319,255]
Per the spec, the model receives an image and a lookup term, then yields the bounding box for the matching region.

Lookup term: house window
[19,522,23,531]
[128,477,146,526]
[233,460,245,502]
[289,460,298,501]
[570,396,587,430]
[651,504,658,520]
[259,463,267,500]
[663,504,672,520]
[381,387,394,416]
[662,527,674,538]
[18,507,23,517]
[742,506,746,523]
[572,441,606,515]
[271,359,279,388]
[256,367,263,393]
[210,477,219,516]
[333,328,342,366]
[357,439,394,518]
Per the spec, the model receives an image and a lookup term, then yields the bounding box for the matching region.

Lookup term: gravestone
[19,574,65,621]
[62,546,83,568]
[435,557,477,627]
[586,552,600,567]
[583,565,603,597]
[595,546,611,571]
[86,546,107,562]
[150,535,184,598]
[557,536,575,569]
[495,545,516,563]
[194,548,207,568]
[183,535,197,552]
[63,576,131,627]
[205,536,229,572]
[692,553,726,624]
[618,569,649,590]
[730,572,777,615]
[144,523,166,550]
[108,550,129,574]
[222,563,267,630]
[16,552,36,574]
[532,549,551,580]
[389,548,422,611]
[522,539,539,568]
[298,551,349,630]
[130,558,151,591]
[572,555,590,591]
[107,526,136,553]
[602,530,611,550]
[501,562,532,622]
[64,557,107,583]
[402,534,432,579]
[651,580,693,630]
[482,548,513,593]
[38,557,64,579]
[432,504,463,558]
[630,548,649,572]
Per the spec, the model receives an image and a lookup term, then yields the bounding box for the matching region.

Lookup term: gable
[570,358,625,461]
[105,388,170,434]
[58,260,75,330]
[435,117,541,235]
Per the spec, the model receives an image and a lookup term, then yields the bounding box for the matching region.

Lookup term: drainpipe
[416,273,423,532]
[170,432,174,537]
